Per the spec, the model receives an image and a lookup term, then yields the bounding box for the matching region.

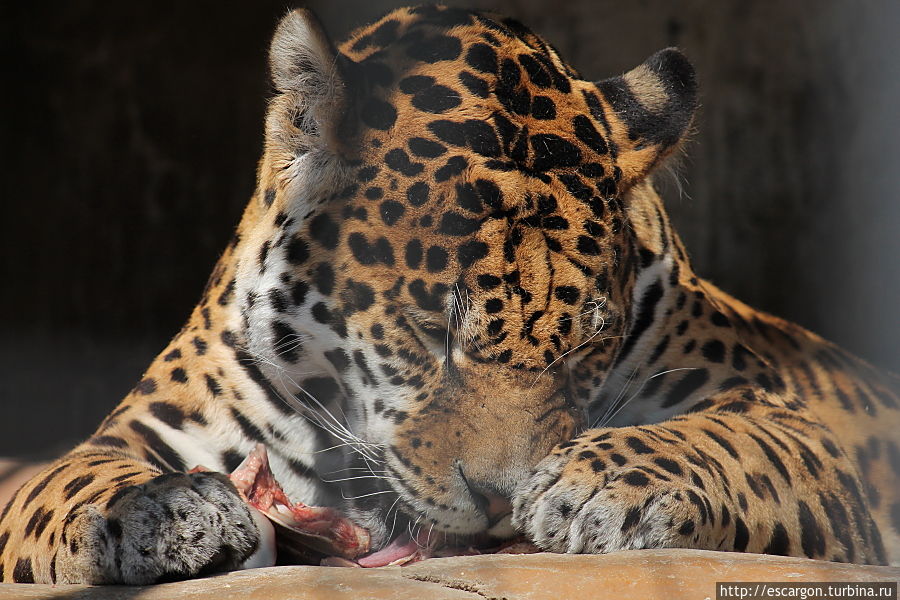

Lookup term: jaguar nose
[459,464,515,535]
[484,493,513,522]
[480,492,515,538]
[468,486,513,521]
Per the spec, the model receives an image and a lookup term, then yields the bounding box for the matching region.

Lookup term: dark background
[2,1,898,458]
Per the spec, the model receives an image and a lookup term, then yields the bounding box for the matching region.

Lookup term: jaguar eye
[415,320,447,342]
[403,308,453,361]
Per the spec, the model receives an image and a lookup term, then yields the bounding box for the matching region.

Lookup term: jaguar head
[235,5,697,547]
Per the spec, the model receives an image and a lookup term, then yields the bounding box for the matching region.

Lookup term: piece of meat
[195,444,532,569]
[192,444,372,567]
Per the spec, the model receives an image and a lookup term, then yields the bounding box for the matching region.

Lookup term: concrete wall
[2,1,897,457]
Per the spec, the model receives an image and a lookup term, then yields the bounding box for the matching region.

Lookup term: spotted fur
[1,5,898,584]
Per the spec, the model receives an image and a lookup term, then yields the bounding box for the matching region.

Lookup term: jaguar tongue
[355,533,424,568]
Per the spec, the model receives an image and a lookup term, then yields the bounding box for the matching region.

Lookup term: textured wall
[1,1,898,457]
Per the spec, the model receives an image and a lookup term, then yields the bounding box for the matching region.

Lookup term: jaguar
[1,4,898,584]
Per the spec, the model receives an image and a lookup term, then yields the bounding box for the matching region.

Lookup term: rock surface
[1,550,896,599]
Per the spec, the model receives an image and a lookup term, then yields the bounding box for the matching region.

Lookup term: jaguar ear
[266,9,345,153]
[595,48,698,183]
[270,9,339,93]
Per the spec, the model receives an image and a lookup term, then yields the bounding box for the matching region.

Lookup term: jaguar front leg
[0,450,259,584]
[512,390,887,564]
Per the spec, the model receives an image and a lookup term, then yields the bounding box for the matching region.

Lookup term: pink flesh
[199,444,533,568]
[227,444,371,559]
[230,448,488,567]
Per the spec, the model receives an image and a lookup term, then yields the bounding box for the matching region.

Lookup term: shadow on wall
[1,0,898,456]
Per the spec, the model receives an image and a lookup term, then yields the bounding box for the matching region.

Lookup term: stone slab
[1,550,897,600]
[0,565,476,600]
[405,550,900,600]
